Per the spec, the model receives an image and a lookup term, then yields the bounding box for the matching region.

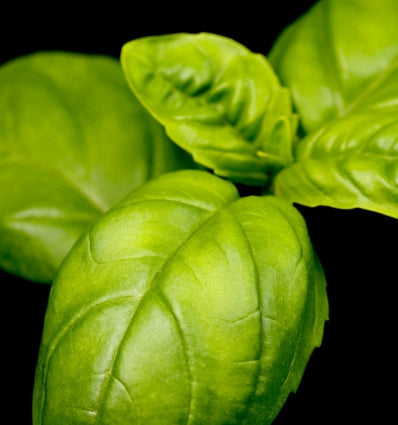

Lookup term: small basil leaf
[0,52,194,283]
[274,108,398,218]
[269,0,398,134]
[121,33,297,186]
[33,170,328,425]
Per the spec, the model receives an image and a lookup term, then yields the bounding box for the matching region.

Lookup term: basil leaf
[121,33,297,186]
[269,0,398,218]
[33,170,328,425]
[274,108,398,218]
[0,52,193,283]
[269,0,398,134]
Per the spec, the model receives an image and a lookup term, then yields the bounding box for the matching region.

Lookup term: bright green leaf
[33,169,328,425]
[274,108,398,217]
[269,0,398,134]
[270,0,398,218]
[121,33,297,186]
[0,52,194,283]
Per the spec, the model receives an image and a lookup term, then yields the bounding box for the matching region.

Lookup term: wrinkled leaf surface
[122,33,297,186]
[270,0,398,218]
[33,170,328,425]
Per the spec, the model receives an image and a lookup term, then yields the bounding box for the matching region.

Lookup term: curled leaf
[122,33,297,186]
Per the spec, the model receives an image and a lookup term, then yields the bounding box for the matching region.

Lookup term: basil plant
[1,0,395,423]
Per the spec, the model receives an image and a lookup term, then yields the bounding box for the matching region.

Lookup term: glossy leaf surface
[0,52,193,282]
[270,0,398,134]
[122,33,297,186]
[270,0,398,218]
[274,108,398,218]
[33,169,328,425]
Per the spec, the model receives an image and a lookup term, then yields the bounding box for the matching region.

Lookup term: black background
[2,1,396,423]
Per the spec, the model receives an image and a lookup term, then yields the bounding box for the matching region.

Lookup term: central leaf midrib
[4,65,110,215]
[300,149,398,162]
[38,197,235,425]
[339,53,398,118]
[92,196,238,425]
[5,151,109,214]
[226,210,263,424]
[313,2,398,126]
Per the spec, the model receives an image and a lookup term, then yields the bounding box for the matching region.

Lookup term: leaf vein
[156,290,195,425]
[224,210,263,423]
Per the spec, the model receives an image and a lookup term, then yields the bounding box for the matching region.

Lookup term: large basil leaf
[121,33,297,186]
[269,0,398,134]
[33,170,328,425]
[0,52,193,283]
[269,0,398,218]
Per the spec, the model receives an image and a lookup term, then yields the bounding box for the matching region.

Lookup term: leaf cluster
[1,0,397,424]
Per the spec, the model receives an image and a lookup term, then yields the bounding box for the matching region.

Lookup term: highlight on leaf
[121,32,298,186]
[269,0,398,134]
[270,0,398,219]
[33,170,328,425]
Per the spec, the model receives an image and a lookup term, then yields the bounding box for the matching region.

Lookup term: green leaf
[121,33,297,186]
[269,0,398,218]
[0,52,194,283]
[33,169,328,425]
[274,108,398,218]
[269,0,398,134]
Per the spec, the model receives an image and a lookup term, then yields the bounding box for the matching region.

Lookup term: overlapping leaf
[0,52,193,282]
[270,0,398,218]
[122,33,297,186]
[270,0,398,134]
[33,170,328,425]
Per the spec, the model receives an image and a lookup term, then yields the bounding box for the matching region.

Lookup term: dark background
[2,1,396,423]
